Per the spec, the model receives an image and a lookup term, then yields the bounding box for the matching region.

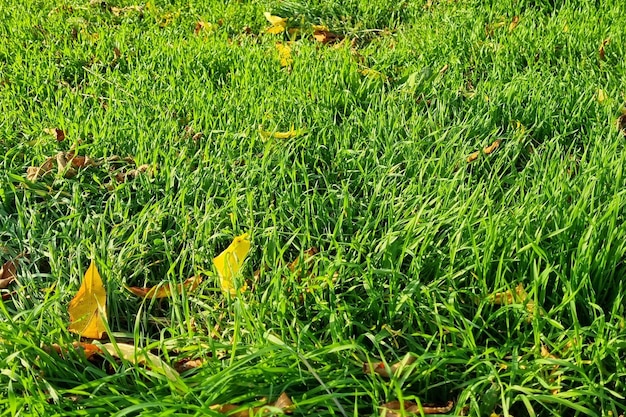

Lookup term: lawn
[1,0,626,415]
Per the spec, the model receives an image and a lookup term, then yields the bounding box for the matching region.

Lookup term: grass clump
[1,0,625,415]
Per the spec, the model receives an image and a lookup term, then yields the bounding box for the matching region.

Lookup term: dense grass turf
[1,0,626,415]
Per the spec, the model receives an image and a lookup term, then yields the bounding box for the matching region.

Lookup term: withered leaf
[27,157,55,181]
[0,258,18,289]
[126,275,202,299]
[312,25,342,44]
[68,260,107,339]
[174,357,203,373]
[195,20,216,35]
[509,16,520,32]
[599,38,610,60]
[483,139,501,154]
[616,113,626,136]
[264,12,287,34]
[381,400,454,416]
[466,139,501,163]
[44,128,65,142]
[363,354,416,378]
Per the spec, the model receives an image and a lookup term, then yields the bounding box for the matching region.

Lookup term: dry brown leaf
[44,128,65,142]
[195,20,216,35]
[509,16,520,32]
[363,354,416,378]
[2,291,15,301]
[381,400,454,416]
[174,357,203,372]
[617,112,626,136]
[27,157,55,181]
[126,275,202,299]
[0,258,18,289]
[273,392,294,411]
[312,26,342,44]
[599,38,610,60]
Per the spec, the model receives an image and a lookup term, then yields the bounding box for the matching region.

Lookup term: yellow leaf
[266,25,285,34]
[597,88,607,103]
[68,260,107,339]
[258,125,306,141]
[275,42,293,67]
[213,233,251,295]
[263,12,287,26]
[264,12,287,34]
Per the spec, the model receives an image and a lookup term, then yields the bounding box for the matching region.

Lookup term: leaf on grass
[100,343,180,383]
[173,357,204,372]
[0,258,18,289]
[312,25,342,44]
[599,38,610,60]
[213,233,251,295]
[466,139,501,163]
[26,157,55,181]
[363,354,416,378]
[275,42,293,67]
[617,111,626,136]
[258,125,306,141]
[381,400,454,416]
[126,275,202,299]
[597,89,607,103]
[195,20,217,35]
[264,12,287,34]
[68,260,107,339]
[509,16,520,32]
[43,128,65,142]
[211,392,294,416]
[45,341,103,360]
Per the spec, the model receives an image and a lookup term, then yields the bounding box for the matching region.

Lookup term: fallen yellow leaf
[213,233,251,295]
[258,125,306,141]
[68,260,107,339]
[275,42,293,67]
[264,12,287,34]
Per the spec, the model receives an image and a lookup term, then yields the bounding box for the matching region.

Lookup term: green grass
[1,0,626,415]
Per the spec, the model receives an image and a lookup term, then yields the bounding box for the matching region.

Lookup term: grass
[1,0,626,415]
